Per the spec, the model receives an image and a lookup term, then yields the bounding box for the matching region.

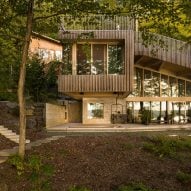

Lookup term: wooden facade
[135,32,191,68]
[58,30,134,94]
[58,16,191,97]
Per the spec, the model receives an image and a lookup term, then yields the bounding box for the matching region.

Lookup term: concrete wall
[82,98,126,124]
[46,103,67,128]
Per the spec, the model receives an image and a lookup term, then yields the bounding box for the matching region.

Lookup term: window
[63,44,72,74]
[38,48,49,59]
[77,44,91,75]
[134,68,143,96]
[108,45,124,74]
[178,79,185,97]
[144,70,152,96]
[161,75,169,97]
[76,43,124,75]
[169,77,178,97]
[186,81,191,97]
[87,103,104,119]
[55,50,62,61]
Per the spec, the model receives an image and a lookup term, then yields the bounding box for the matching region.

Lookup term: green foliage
[25,56,47,102]
[117,183,157,191]
[25,56,59,102]
[0,92,17,102]
[8,154,54,191]
[8,154,25,176]
[143,136,191,158]
[27,155,54,191]
[120,143,134,150]
[68,186,91,191]
[141,109,151,125]
[176,171,191,184]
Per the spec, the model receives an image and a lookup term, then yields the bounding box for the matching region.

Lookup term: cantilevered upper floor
[58,15,191,98]
[58,15,134,97]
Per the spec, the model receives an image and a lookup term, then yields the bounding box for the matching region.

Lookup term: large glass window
[108,45,124,74]
[92,44,106,75]
[186,81,191,96]
[134,68,143,96]
[151,102,160,121]
[152,72,160,97]
[76,43,124,75]
[87,103,104,119]
[178,79,185,97]
[77,44,91,75]
[144,70,152,96]
[161,75,169,97]
[169,77,178,97]
[62,44,72,74]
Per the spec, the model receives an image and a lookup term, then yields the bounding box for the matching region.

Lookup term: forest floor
[0,133,191,191]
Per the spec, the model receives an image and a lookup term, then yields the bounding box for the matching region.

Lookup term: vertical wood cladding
[58,30,134,93]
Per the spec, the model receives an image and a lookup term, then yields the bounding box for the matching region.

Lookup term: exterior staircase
[0,125,30,144]
[0,135,63,164]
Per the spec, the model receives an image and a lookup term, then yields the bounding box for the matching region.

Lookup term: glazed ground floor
[56,65,191,125]
[81,97,191,125]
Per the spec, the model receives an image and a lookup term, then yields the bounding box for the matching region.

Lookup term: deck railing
[61,15,134,31]
[135,32,191,68]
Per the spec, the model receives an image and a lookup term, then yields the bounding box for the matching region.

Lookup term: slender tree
[18,0,34,158]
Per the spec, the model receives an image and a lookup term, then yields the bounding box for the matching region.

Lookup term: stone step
[0,128,9,132]
[0,131,17,136]
[0,125,30,144]
[0,149,18,157]
[0,156,8,164]
[11,138,30,144]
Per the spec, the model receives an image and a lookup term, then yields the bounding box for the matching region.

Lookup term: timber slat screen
[61,15,134,31]
[135,32,191,68]
[58,75,127,92]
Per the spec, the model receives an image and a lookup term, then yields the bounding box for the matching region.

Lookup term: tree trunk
[18,0,34,158]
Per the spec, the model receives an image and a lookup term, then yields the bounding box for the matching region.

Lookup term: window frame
[74,41,124,75]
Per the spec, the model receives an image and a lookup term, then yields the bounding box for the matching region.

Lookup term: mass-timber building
[58,15,191,125]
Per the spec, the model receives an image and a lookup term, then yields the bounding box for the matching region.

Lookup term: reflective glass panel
[87,103,104,119]
[108,45,124,74]
[161,75,169,97]
[77,44,91,75]
[152,72,160,97]
[161,101,166,119]
[186,81,191,96]
[92,44,105,74]
[186,102,191,122]
[134,68,143,96]
[126,102,134,123]
[178,79,185,97]
[151,102,160,121]
[169,77,178,97]
[144,70,152,96]
[133,102,142,123]
[62,44,72,74]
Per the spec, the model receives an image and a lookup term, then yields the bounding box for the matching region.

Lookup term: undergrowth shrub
[8,154,54,191]
[176,171,191,184]
[117,183,157,191]
[68,186,91,191]
[8,154,25,176]
[143,136,191,158]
